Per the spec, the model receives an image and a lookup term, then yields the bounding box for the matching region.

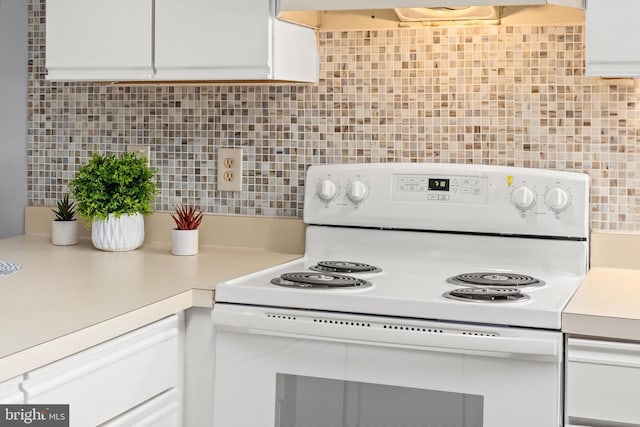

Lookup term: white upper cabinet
[46,0,153,81]
[586,0,640,77]
[46,0,319,82]
[155,0,318,82]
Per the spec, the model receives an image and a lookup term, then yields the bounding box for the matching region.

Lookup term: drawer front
[567,338,640,426]
[0,376,24,404]
[101,388,180,427]
[23,315,180,426]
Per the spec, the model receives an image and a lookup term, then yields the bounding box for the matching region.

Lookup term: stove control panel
[392,174,488,205]
[304,163,590,239]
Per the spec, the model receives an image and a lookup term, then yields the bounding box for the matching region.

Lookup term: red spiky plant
[170,204,205,230]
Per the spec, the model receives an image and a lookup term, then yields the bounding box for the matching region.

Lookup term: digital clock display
[428,178,450,192]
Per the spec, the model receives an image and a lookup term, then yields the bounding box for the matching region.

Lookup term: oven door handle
[212,308,560,362]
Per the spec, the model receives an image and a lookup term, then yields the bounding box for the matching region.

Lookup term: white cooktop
[215,227,587,330]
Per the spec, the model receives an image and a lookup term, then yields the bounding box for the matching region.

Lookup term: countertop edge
[562,311,640,342]
[562,312,640,341]
[0,289,212,382]
[561,267,640,342]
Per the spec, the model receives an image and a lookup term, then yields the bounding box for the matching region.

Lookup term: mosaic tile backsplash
[27,1,640,231]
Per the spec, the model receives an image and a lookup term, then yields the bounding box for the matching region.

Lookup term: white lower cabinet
[22,315,182,427]
[183,308,216,427]
[0,375,25,404]
[101,388,180,427]
[566,337,640,426]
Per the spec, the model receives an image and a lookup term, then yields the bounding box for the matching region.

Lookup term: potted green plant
[170,204,204,256]
[69,152,158,251]
[51,193,78,246]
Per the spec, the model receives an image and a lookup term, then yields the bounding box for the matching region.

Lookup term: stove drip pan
[446,272,544,288]
[271,272,372,289]
[309,261,382,274]
[443,287,530,303]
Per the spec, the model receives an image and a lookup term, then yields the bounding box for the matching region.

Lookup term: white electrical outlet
[217,148,243,192]
[126,145,151,166]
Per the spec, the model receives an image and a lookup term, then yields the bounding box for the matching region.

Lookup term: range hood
[394,6,499,21]
[279,0,584,12]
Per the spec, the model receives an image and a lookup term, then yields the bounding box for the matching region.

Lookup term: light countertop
[0,234,301,381]
[563,267,640,341]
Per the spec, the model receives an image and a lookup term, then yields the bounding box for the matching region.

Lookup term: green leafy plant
[170,204,205,230]
[52,193,77,221]
[69,152,158,224]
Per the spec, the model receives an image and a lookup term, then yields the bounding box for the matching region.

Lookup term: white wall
[0,0,28,238]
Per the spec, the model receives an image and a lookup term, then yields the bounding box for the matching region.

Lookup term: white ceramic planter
[171,229,199,256]
[91,213,144,252]
[51,220,78,246]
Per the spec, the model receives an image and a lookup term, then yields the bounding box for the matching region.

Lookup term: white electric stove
[215,163,588,330]
[212,163,589,427]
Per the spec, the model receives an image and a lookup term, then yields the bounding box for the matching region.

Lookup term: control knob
[347,180,369,205]
[511,186,536,211]
[316,179,338,203]
[544,187,570,213]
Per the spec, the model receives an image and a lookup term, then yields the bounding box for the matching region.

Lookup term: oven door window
[275,374,483,427]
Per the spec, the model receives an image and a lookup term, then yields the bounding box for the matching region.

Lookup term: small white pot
[91,213,145,252]
[171,229,199,256]
[51,220,78,246]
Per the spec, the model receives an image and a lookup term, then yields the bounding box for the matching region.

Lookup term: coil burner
[271,272,372,289]
[309,261,382,274]
[447,272,544,288]
[443,287,530,303]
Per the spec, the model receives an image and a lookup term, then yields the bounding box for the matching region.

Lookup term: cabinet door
[46,0,153,80]
[586,0,640,77]
[272,19,319,82]
[155,0,271,80]
[22,315,180,427]
[0,376,24,404]
[567,338,640,426]
[101,388,180,427]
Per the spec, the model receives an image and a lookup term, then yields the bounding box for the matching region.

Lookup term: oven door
[212,304,563,427]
